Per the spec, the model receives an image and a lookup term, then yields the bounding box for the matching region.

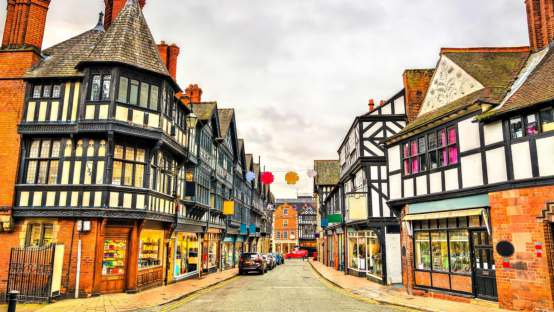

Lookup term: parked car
[263,254,276,269]
[271,252,284,265]
[285,249,308,259]
[239,252,267,275]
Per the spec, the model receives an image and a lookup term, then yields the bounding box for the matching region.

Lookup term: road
[151,259,411,312]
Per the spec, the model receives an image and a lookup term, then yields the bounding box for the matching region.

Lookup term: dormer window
[90,74,111,101]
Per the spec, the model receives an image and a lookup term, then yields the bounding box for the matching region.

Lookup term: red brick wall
[526,0,554,51]
[490,185,554,312]
[104,0,146,30]
[1,0,50,49]
[402,69,434,123]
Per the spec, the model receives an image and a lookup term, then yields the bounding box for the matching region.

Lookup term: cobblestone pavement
[148,259,412,312]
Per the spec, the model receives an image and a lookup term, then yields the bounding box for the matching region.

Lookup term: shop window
[431,232,449,272]
[112,144,146,187]
[139,230,162,269]
[25,139,61,184]
[25,223,53,247]
[414,232,431,270]
[449,230,470,273]
[207,234,219,269]
[102,239,126,275]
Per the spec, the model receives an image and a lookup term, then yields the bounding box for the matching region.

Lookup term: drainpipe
[75,238,81,299]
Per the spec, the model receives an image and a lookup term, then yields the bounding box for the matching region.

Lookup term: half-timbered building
[297,198,317,254]
[386,2,554,309]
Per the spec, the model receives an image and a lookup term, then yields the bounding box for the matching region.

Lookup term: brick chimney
[368,99,374,111]
[526,0,554,51]
[157,42,180,80]
[1,0,51,50]
[104,0,146,30]
[403,69,434,122]
[185,84,203,103]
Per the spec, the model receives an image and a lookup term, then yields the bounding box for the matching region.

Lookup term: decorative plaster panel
[419,56,483,116]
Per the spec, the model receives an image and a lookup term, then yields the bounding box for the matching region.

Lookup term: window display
[103,239,126,275]
[207,233,220,269]
[449,230,470,273]
[347,230,383,279]
[415,232,431,270]
[431,232,449,271]
[222,238,234,269]
[139,230,162,269]
[175,233,199,277]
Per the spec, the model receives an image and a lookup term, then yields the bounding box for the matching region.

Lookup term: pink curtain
[448,146,458,164]
[448,128,457,144]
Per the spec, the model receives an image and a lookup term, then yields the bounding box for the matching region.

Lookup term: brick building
[385,0,554,310]
[272,202,298,254]
[0,0,274,301]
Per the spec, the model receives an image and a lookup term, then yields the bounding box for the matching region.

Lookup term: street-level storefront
[99,223,132,294]
[235,236,245,260]
[137,222,166,290]
[347,229,382,280]
[173,231,200,280]
[401,195,496,300]
[222,236,235,269]
[203,229,221,273]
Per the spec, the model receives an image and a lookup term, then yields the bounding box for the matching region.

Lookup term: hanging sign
[261,172,274,185]
[535,242,543,257]
[223,200,235,215]
[246,171,256,182]
[285,171,299,185]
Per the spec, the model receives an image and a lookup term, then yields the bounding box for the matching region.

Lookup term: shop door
[100,237,128,293]
[471,231,497,301]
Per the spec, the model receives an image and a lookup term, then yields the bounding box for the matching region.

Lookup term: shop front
[137,222,166,290]
[99,224,131,294]
[202,229,221,273]
[222,236,235,269]
[173,231,200,281]
[402,197,495,300]
[347,228,382,280]
[235,236,245,260]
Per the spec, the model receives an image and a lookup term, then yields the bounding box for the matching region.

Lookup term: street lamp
[186,106,198,130]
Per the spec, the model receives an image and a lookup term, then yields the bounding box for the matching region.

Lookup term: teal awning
[408,194,489,214]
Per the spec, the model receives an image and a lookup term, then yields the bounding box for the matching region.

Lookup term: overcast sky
[0,0,530,198]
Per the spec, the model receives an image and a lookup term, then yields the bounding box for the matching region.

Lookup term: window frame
[112,143,147,188]
[507,105,554,141]
[89,73,112,102]
[25,223,54,247]
[115,74,161,112]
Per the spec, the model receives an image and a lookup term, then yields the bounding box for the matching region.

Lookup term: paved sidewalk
[309,259,510,312]
[4,269,237,312]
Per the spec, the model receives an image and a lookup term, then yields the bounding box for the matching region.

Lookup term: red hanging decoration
[261,172,274,185]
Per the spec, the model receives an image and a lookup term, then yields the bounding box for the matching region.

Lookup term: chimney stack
[526,0,554,51]
[1,0,51,50]
[368,99,374,111]
[185,84,203,103]
[104,0,146,30]
[157,42,180,80]
[403,69,434,122]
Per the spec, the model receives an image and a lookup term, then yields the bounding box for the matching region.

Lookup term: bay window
[117,76,160,111]
[112,144,146,187]
[90,74,111,101]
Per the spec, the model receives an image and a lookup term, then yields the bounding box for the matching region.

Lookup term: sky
[0,0,530,199]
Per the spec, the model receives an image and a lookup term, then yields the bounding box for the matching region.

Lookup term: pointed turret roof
[82,0,169,77]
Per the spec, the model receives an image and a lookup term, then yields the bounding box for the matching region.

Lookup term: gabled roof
[193,102,218,121]
[81,0,170,77]
[245,154,253,170]
[25,23,105,78]
[314,160,340,186]
[217,108,234,137]
[479,47,554,120]
[387,48,529,142]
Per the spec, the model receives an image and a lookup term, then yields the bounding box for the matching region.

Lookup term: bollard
[7,290,19,312]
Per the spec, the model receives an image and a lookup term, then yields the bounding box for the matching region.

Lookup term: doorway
[471,230,497,300]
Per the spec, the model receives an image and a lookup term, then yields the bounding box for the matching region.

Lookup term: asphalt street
[152,259,411,312]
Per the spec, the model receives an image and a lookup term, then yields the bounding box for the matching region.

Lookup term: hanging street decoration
[307,169,317,178]
[261,172,274,185]
[285,171,300,185]
[246,171,256,182]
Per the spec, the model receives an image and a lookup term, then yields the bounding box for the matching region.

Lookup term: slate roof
[387,49,529,142]
[83,0,169,76]
[314,160,340,186]
[25,27,105,78]
[479,47,554,119]
[26,0,170,79]
[192,102,217,121]
[218,109,234,137]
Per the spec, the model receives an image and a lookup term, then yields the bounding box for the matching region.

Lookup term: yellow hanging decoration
[285,171,300,185]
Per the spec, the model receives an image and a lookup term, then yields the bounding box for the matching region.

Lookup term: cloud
[0,0,529,198]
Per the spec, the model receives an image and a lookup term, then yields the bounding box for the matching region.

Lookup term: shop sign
[249,224,256,234]
[327,214,342,223]
[321,218,328,227]
[223,201,235,215]
[240,224,248,235]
